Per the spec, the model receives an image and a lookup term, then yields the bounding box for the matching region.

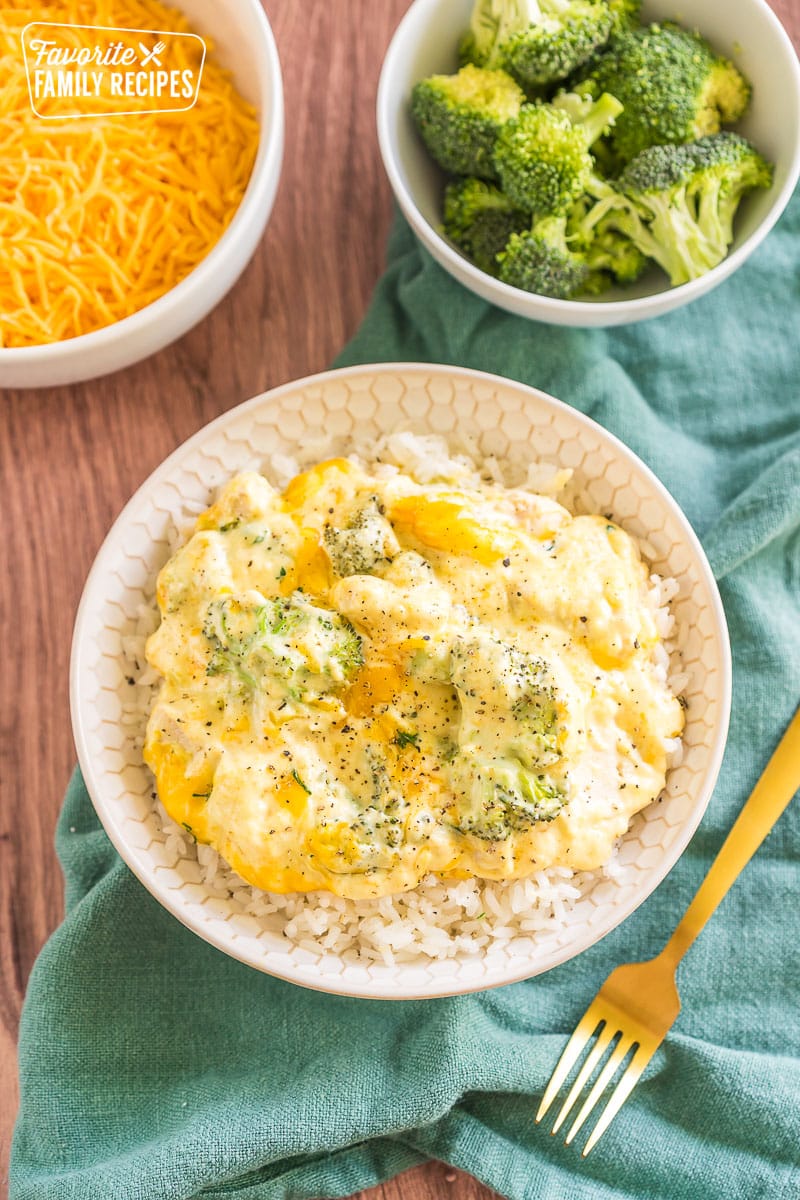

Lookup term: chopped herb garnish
[277,566,287,579]
[291,769,311,794]
[191,791,211,800]
[181,822,196,842]
[219,519,241,532]
[395,730,419,749]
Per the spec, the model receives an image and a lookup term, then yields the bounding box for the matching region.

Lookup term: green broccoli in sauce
[323,495,396,577]
[203,592,362,702]
[417,632,569,841]
[450,753,565,839]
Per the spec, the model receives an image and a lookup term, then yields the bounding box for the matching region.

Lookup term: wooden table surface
[1,1,797,1196]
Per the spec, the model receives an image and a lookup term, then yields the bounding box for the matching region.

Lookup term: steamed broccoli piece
[443,177,531,274]
[578,22,751,162]
[461,0,618,88]
[498,215,589,298]
[568,195,647,286]
[683,135,773,253]
[585,224,647,284]
[410,64,525,178]
[578,134,772,286]
[606,0,641,34]
[493,90,621,215]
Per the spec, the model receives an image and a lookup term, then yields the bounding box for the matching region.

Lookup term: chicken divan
[144,454,683,899]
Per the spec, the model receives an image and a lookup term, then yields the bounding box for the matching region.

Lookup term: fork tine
[563,1033,635,1145]
[550,1021,617,1134]
[535,1009,605,1122]
[580,1044,655,1156]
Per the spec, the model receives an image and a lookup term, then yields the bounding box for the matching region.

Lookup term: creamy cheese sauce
[144,458,684,898]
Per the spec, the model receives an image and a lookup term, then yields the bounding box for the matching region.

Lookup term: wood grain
[1,2,797,1197]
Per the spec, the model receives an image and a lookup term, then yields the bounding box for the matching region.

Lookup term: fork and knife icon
[138,40,166,67]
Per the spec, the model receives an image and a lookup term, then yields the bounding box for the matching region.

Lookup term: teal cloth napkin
[12,200,800,1200]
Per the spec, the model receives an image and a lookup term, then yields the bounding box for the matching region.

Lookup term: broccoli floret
[323,495,398,577]
[578,22,751,162]
[461,0,619,88]
[549,80,624,133]
[578,133,772,286]
[449,751,566,840]
[551,80,628,174]
[443,177,531,275]
[586,225,647,284]
[410,64,525,178]
[450,635,562,765]
[549,81,599,125]
[433,631,569,838]
[493,91,622,214]
[568,195,647,286]
[606,0,641,34]
[498,215,589,297]
[684,134,773,253]
[203,592,363,701]
[328,620,364,679]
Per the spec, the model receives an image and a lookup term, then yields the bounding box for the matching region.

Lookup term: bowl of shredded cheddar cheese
[0,0,283,387]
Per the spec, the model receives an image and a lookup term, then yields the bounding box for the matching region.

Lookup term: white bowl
[1,0,283,389]
[377,0,800,326]
[70,364,732,999]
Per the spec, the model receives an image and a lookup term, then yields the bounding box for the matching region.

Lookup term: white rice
[122,433,685,965]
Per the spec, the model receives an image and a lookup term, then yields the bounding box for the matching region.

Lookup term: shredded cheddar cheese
[0,0,259,347]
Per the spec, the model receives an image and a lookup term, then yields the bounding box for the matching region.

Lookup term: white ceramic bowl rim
[1,0,283,365]
[70,363,733,999]
[377,0,800,321]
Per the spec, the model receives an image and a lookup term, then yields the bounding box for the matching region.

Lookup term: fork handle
[661,705,800,966]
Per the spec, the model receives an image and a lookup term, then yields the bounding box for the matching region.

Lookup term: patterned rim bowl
[70,364,732,999]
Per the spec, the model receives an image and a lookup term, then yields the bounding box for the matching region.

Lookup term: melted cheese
[144,462,684,899]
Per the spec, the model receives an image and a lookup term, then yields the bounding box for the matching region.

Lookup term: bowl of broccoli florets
[377,0,800,325]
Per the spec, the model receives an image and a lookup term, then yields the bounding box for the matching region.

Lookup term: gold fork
[536,705,800,1156]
